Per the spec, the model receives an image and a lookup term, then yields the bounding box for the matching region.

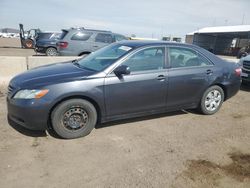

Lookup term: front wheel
[199,85,224,115]
[51,99,97,139]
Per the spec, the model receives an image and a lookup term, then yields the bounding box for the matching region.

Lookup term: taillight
[235,68,242,77]
[57,41,68,48]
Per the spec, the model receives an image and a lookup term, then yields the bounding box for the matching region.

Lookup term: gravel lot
[0,85,250,188]
[0,38,37,56]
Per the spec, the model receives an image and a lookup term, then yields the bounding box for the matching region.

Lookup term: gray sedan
[7,41,241,139]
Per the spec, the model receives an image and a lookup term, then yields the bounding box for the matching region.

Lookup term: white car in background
[0,33,19,38]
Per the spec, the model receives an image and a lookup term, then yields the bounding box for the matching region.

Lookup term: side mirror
[114,65,130,76]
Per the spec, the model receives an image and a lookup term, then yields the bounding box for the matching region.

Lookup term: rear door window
[71,32,92,41]
[50,33,61,39]
[169,47,212,68]
[59,30,68,39]
[95,33,113,43]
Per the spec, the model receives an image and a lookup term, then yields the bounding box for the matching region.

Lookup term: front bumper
[241,69,250,82]
[7,97,50,130]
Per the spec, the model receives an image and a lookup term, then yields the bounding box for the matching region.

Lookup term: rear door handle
[206,69,213,75]
[157,75,165,81]
[93,45,99,48]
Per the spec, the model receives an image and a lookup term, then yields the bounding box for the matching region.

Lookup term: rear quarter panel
[195,46,241,100]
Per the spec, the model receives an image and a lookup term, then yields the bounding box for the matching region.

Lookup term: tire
[199,85,224,115]
[46,47,58,56]
[51,99,97,139]
[24,39,34,48]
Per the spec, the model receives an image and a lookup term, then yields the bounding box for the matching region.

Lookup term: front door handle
[206,69,213,75]
[157,75,165,81]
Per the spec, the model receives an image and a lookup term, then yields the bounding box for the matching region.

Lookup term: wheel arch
[48,95,102,129]
[208,83,227,101]
[46,46,57,49]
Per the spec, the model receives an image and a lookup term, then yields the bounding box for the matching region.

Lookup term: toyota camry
[7,41,241,139]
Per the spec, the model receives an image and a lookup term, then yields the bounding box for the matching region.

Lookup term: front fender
[44,78,105,119]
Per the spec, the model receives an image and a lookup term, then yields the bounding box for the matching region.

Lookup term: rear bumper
[34,46,46,53]
[7,97,49,130]
[224,80,241,100]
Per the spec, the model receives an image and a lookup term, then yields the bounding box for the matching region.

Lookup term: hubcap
[205,90,222,111]
[63,107,88,131]
[47,48,57,56]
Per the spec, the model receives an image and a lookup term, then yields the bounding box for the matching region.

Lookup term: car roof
[63,28,111,33]
[116,40,195,48]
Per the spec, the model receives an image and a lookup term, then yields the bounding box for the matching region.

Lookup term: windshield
[77,44,133,72]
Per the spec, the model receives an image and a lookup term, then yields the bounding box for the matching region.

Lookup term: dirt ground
[0,37,249,187]
[0,84,250,188]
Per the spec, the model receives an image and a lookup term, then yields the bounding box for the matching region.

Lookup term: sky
[0,0,249,39]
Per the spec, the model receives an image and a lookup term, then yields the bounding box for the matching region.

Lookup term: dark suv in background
[237,44,250,59]
[239,54,250,83]
[57,28,127,56]
[35,32,61,56]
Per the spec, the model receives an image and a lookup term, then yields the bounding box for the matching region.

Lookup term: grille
[243,60,250,70]
[7,85,14,96]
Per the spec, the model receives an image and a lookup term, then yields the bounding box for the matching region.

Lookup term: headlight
[13,89,49,99]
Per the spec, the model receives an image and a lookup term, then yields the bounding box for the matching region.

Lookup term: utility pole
[212,18,216,26]
[224,19,228,25]
[241,13,245,25]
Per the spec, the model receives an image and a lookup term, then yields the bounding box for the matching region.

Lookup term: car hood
[10,61,96,88]
[242,55,250,61]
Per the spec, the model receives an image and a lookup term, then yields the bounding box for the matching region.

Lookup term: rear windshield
[59,30,68,40]
[50,33,61,39]
[37,33,53,40]
[37,33,61,40]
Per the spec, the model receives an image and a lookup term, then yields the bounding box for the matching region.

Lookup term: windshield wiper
[72,59,81,67]
[72,59,78,63]
[72,59,96,72]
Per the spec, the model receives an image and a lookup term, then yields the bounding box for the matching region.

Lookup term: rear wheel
[24,39,34,48]
[51,99,97,139]
[199,85,224,115]
[46,47,58,56]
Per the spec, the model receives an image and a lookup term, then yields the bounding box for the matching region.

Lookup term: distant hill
[0,28,19,33]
